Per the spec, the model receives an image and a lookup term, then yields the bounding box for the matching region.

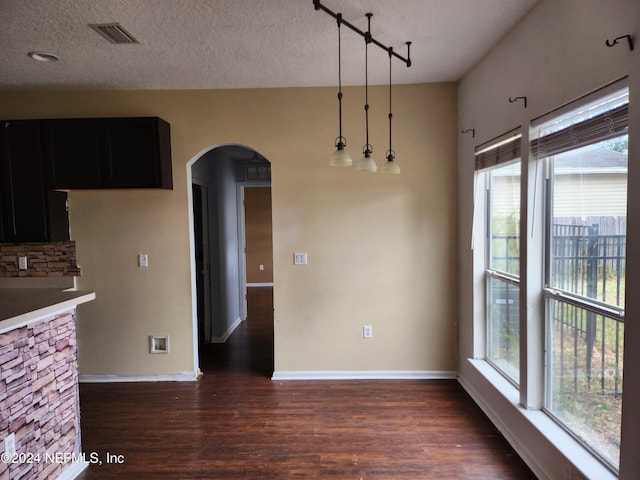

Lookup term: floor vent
[89,23,139,44]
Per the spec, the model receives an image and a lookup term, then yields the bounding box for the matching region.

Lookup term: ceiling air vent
[89,23,139,44]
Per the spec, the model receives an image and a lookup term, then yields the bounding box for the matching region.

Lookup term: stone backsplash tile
[0,241,80,278]
[0,311,82,480]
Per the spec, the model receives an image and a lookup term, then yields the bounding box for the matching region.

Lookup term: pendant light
[313,1,412,174]
[381,46,400,174]
[329,13,352,167]
[355,13,377,173]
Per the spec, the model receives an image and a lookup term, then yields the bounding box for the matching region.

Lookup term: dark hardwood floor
[76,287,535,479]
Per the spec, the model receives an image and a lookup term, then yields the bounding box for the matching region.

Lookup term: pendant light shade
[381,151,400,174]
[329,138,352,167]
[329,13,352,167]
[356,145,377,173]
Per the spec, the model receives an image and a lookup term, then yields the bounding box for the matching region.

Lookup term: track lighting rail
[313,0,412,67]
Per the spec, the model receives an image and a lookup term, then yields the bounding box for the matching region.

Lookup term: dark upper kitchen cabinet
[42,119,103,189]
[43,117,172,190]
[104,118,172,188]
[0,116,171,243]
[0,121,51,242]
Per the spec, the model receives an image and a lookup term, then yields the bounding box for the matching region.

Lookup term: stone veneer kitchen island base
[0,289,95,480]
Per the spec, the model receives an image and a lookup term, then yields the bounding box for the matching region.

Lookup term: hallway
[199,286,275,378]
[76,287,534,479]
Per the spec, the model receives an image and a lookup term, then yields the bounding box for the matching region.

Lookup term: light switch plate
[294,252,308,265]
[363,325,373,339]
[138,254,149,268]
[18,256,28,270]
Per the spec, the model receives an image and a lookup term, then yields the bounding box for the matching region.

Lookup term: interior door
[243,186,273,285]
[192,183,212,344]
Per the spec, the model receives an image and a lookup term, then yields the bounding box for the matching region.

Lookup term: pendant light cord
[364,14,372,153]
[337,14,344,142]
[388,47,393,156]
[365,39,369,148]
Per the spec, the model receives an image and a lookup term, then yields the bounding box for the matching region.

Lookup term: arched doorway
[188,144,273,375]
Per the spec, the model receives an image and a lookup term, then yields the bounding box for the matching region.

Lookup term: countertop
[0,288,96,332]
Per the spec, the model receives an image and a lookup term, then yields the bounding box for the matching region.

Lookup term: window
[475,131,522,385]
[533,85,628,469]
[472,81,629,474]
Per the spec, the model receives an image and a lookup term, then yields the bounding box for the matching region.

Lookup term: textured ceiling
[0,0,538,91]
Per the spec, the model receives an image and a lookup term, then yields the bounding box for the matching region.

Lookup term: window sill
[460,359,617,480]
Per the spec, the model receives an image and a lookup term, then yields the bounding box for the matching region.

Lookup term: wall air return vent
[245,165,271,181]
[89,23,139,44]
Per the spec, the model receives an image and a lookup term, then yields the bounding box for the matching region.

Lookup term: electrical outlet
[18,256,28,270]
[4,433,16,455]
[363,325,373,339]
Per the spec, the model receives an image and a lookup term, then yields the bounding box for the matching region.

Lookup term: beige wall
[0,83,458,376]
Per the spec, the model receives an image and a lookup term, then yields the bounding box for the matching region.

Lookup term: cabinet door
[0,121,49,242]
[104,118,172,189]
[43,119,103,189]
[104,118,160,188]
[0,122,11,241]
[47,190,70,242]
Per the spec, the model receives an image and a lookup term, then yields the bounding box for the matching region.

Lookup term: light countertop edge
[0,289,96,334]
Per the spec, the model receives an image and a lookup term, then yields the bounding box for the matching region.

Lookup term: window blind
[474,132,522,171]
[531,103,628,158]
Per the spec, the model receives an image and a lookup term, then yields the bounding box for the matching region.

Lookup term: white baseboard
[78,371,198,383]
[247,283,273,287]
[210,316,242,343]
[271,370,458,381]
[56,459,88,480]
